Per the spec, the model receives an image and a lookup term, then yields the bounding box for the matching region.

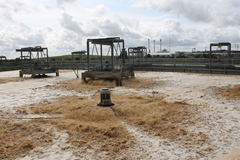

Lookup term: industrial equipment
[81,37,134,86]
[97,88,114,107]
[16,46,59,78]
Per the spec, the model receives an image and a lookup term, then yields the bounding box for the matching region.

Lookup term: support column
[111,43,114,72]
[100,44,103,71]
[87,40,90,71]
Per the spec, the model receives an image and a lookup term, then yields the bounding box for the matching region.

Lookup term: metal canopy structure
[71,50,86,61]
[87,37,124,45]
[0,56,7,61]
[82,37,134,86]
[16,46,59,77]
[72,50,86,55]
[210,42,231,62]
[128,46,147,62]
[86,37,125,72]
[71,50,86,78]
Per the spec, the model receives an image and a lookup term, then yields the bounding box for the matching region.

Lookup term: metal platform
[19,69,59,78]
[82,70,134,86]
[16,46,59,78]
[81,37,134,86]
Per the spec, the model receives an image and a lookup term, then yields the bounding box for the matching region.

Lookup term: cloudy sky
[1,0,240,59]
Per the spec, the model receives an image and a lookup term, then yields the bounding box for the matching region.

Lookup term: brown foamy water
[213,84,240,99]
[0,77,23,84]
[0,119,53,159]
[2,73,238,159]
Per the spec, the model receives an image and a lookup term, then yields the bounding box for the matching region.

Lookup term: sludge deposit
[0,70,240,160]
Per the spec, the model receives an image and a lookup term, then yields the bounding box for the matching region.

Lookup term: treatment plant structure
[81,37,134,86]
[16,46,59,78]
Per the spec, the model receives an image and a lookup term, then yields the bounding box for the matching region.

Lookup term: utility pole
[160,39,162,52]
[154,40,155,53]
[192,48,196,53]
[169,38,171,53]
[148,39,150,54]
[235,44,239,51]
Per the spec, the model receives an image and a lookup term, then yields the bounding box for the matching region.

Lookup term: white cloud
[0,0,45,13]
[115,16,140,30]
[59,13,84,34]
[56,0,77,5]
[98,19,123,36]
[133,0,240,27]
[89,4,107,17]
[0,0,240,59]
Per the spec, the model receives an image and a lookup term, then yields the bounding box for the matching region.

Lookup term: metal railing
[46,58,240,75]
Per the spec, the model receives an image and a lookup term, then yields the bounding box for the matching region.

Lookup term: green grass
[50,54,115,61]
[0,65,21,72]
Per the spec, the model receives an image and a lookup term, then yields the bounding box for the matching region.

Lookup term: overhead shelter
[128,46,147,62]
[16,46,59,77]
[72,50,86,63]
[71,50,86,78]
[86,37,125,72]
[0,56,7,61]
[210,42,231,62]
[82,37,134,86]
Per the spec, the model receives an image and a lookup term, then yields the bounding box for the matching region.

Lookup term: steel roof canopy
[87,37,124,45]
[16,46,47,52]
[210,42,231,47]
[71,51,86,55]
[128,46,147,49]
